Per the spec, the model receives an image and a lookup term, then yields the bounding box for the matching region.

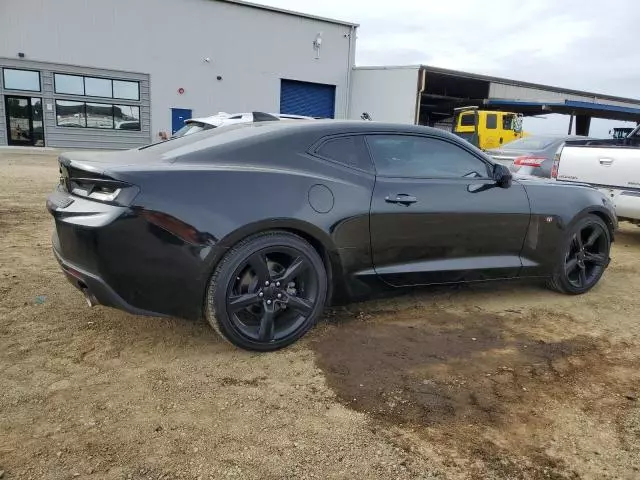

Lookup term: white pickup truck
[553,124,640,223]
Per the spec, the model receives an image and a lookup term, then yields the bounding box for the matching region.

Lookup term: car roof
[140,120,467,158]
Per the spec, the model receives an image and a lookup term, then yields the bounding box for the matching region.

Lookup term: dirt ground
[1,151,639,480]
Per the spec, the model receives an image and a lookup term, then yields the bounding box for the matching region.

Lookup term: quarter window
[486,113,497,129]
[315,136,373,172]
[366,135,490,179]
[3,68,41,92]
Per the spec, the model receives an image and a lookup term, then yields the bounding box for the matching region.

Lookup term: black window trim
[2,67,42,92]
[54,72,141,101]
[363,132,494,180]
[309,133,376,174]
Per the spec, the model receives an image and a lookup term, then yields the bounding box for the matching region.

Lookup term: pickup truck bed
[555,127,640,222]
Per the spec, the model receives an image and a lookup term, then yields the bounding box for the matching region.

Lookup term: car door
[367,133,531,287]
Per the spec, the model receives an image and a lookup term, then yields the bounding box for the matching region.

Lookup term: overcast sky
[260,0,639,136]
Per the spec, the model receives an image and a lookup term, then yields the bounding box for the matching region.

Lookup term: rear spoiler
[252,112,280,122]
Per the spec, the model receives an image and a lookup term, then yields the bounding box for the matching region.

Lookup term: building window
[3,68,41,92]
[56,100,87,127]
[114,105,141,130]
[55,74,85,95]
[85,77,112,98]
[113,80,139,100]
[54,73,140,100]
[56,101,140,131]
[86,103,115,129]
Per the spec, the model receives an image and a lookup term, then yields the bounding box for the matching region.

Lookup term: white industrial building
[0,0,356,148]
[2,0,640,149]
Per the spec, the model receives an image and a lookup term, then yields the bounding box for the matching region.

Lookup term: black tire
[547,214,611,294]
[205,231,327,351]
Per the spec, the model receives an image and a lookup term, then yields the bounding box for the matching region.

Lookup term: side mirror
[493,163,512,188]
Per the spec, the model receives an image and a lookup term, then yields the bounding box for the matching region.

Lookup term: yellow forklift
[452,106,526,150]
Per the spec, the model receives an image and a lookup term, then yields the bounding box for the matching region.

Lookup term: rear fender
[203,218,343,303]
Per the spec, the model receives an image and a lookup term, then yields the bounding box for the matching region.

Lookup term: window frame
[364,133,494,180]
[54,73,140,101]
[2,68,42,92]
[55,100,141,131]
[309,134,375,174]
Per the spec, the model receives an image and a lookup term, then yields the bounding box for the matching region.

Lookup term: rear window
[500,137,558,150]
[173,121,213,138]
[459,113,475,126]
[486,114,497,129]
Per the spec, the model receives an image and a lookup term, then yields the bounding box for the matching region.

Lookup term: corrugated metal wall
[1,57,151,149]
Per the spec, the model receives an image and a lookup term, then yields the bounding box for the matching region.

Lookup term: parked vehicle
[487,135,591,178]
[553,124,640,223]
[172,111,313,137]
[48,121,616,351]
[452,106,527,150]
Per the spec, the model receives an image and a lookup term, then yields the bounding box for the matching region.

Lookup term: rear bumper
[53,246,166,317]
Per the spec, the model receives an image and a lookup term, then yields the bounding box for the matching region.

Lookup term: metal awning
[483,99,640,121]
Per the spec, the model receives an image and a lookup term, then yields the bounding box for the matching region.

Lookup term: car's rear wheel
[206,231,327,351]
[547,215,611,294]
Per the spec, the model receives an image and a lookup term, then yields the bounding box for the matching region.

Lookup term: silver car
[486,135,591,178]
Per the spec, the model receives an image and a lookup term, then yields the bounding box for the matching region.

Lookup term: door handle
[385,194,417,206]
[599,158,614,166]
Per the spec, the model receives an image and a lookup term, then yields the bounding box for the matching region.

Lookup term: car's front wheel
[205,231,327,351]
[547,214,611,294]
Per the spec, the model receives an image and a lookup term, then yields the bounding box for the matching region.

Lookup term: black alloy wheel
[206,231,327,351]
[548,215,611,294]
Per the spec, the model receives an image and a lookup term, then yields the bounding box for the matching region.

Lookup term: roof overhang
[484,99,640,121]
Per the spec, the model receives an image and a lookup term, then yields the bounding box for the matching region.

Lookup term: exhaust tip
[81,288,98,307]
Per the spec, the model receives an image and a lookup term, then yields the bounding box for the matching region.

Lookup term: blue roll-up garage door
[280,79,336,119]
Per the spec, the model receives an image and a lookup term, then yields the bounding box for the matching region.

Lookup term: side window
[315,136,373,172]
[366,135,490,179]
[486,113,497,129]
[502,114,515,130]
[460,113,475,127]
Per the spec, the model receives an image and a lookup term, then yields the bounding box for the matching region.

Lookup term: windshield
[500,137,557,150]
[173,121,213,138]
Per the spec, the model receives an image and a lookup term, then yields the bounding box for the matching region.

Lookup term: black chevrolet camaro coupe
[47,121,616,350]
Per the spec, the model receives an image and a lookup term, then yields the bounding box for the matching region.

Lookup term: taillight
[551,144,564,180]
[59,160,138,206]
[514,156,546,167]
